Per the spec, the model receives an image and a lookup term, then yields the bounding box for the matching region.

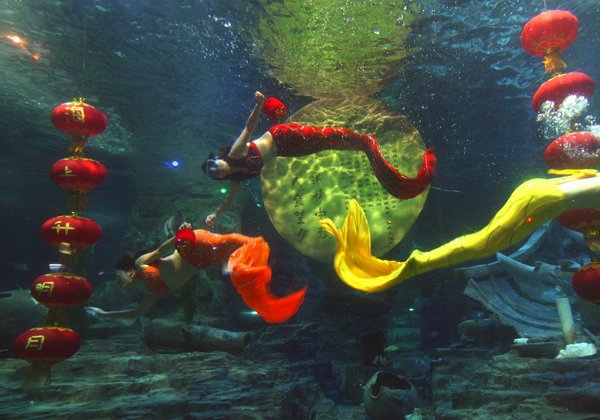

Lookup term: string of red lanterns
[522,10,600,304]
[13,99,108,386]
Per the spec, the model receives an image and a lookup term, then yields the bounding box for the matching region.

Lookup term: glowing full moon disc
[261,96,429,262]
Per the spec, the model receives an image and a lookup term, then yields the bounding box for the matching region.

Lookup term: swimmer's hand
[85,306,138,326]
[255,91,265,105]
[85,306,107,318]
[178,222,192,231]
[206,213,217,227]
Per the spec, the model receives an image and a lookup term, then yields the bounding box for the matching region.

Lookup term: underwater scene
[2,0,600,418]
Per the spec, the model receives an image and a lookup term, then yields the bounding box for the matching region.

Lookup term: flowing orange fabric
[227,238,307,323]
[175,228,306,323]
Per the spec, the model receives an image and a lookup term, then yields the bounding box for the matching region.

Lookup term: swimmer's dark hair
[115,249,152,272]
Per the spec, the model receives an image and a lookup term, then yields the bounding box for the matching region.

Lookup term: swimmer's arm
[134,236,178,269]
[206,181,239,226]
[229,91,266,158]
[86,294,159,320]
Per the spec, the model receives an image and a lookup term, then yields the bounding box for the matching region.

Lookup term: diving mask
[206,159,218,175]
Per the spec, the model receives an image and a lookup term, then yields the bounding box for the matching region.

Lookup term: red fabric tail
[228,238,307,323]
[269,124,436,199]
[269,124,368,156]
[365,135,437,199]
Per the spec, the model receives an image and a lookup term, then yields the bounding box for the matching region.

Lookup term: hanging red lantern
[521,9,578,74]
[544,132,600,169]
[571,263,600,303]
[51,99,107,138]
[50,156,107,191]
[263,97,287,121]
[31,273,93,308]
[41,215,102,249]
[13,326,81,363]
[532,71,595,112]
[556,208,600,251]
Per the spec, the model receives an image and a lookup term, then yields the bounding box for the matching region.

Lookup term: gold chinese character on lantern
[51,221,75,235]
[25,335,45,350]
[61,166,76,178]
[66,105,86,123]
[35,281,54,296]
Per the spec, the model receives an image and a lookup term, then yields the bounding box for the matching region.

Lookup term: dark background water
[1,0,600,290]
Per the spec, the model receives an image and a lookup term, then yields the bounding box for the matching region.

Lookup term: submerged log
[143,319,253,353]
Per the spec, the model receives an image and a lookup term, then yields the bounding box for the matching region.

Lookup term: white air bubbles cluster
[536,95,595,140]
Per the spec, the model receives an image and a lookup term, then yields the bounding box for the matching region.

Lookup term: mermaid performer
[202,91,437,226]
[320,170,600,292]
[86,223,306,323]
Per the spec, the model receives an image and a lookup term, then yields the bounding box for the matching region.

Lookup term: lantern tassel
[43,308,66,326]
[68,135,89,156]
[58,242,77,272]
[67,191,88,213]
[543,48,567,74]
[23,362,52,387]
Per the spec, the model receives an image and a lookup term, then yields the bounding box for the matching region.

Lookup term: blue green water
[2,1,600,418]
[1,0,599,285]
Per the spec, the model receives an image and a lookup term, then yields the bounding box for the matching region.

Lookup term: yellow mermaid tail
[320,170,600,292]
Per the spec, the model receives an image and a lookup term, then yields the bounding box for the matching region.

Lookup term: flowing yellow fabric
[320,171,599,292]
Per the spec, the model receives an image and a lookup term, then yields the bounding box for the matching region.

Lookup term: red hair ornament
[263,97,287,121]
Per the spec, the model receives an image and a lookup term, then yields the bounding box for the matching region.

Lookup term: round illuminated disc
[261,96,429,262]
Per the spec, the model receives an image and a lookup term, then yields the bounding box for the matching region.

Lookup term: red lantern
[557,208,600,251]
[572,263,600,303]
[521,10,578,73]
[532,72,595,112]
[41,215,102,249]
[31,273,93,308]
[51,100,107,138]
[50,157,107,191]
[263,97,287,121]
[13,327,81,364]
[544,132,600,169]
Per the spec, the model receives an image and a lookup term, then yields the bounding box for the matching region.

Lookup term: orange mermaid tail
[227,238,307,323]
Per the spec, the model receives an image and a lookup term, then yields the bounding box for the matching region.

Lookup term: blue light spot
[164,160,181,169]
